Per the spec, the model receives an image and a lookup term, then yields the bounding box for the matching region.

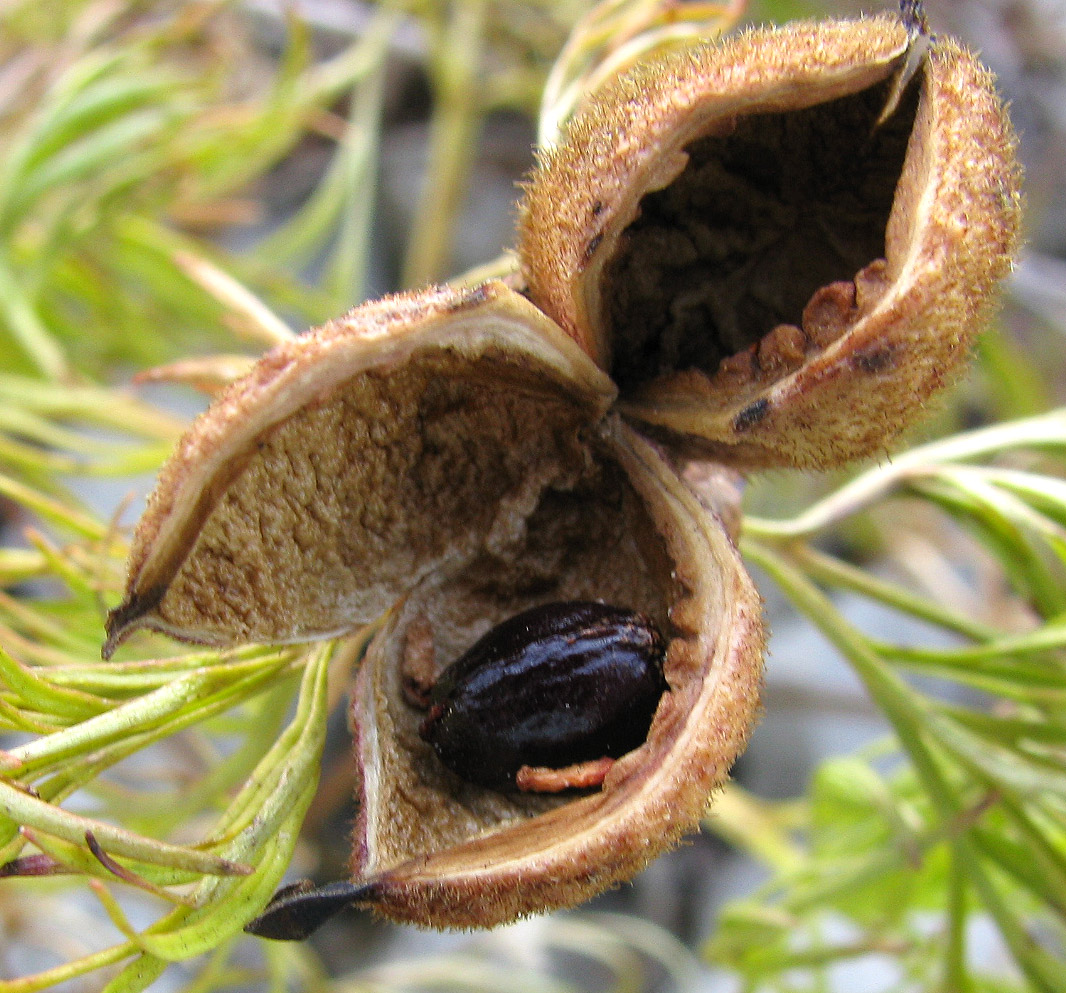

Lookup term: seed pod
[419,601,667,790]
[520,13,1022,467]
[106,8,1019,937]
[342,414,761,929]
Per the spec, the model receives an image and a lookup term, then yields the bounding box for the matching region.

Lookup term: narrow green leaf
[0,646,111,719]
[9,653,293,771]
[972,826,1066,917]
[913,479,1066,618]
[0,780,250,876]
[8,108,177,220]
[0,256,70,380]
[100,953,168,993]
[137,649,330,959]
[19,73,183,177]
[925,708,1066,800]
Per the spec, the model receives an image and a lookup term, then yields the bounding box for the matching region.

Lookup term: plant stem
[402,0,487,287]
[942,847,971,993]
[744,410,1066,540]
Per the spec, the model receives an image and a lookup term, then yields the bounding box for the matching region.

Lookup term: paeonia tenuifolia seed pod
[105,8,1020,936]
[521,11,1022,467]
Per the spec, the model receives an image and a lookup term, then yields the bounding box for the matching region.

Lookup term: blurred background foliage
[0,1,1064,991]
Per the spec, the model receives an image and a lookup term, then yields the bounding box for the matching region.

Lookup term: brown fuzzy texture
[106,282,763,930]
[106,12,1020,934]
[104,282,615,655]
[348,422,763,927]
[519,16,1022,469]
[520,15,912,364]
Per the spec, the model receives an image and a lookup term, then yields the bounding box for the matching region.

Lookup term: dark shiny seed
[418,601,667,790]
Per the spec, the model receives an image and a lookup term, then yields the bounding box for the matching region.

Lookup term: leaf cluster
[718,417,1066,991]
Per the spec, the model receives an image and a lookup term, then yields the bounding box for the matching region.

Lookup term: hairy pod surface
[107,10,1020,935]
[520,14,1022,467]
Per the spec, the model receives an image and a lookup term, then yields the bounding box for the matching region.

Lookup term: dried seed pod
[104,283,616,652]
[104,279,762,930]
[105,8,1020,936]
[346,416,761,928]
[520,14,1022,467]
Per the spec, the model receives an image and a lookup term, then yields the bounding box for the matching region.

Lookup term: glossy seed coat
[418,601,667,790]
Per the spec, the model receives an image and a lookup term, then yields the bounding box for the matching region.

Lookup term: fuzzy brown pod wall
[522,9,1021,467]
[103,8,1021,937]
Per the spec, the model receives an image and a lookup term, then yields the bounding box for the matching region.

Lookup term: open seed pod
[520,12,1022,467]
[104,283,618,651]
[344,420,760,927]
[104,280,762,930]
[104,9,1020,938]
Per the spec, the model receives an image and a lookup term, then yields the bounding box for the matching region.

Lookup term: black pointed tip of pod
[245,879,379,941]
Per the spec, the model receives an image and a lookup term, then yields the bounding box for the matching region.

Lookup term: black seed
[419,601,667,791]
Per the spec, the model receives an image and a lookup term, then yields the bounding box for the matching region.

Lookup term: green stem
[743,410,1066,540]
[779,542,996,641]
[743,539,932,737]
[10,653,295,771]
[401,0,488,287]
[0,939,136,993]
[943,847,971,993]
[0,780,249,876]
